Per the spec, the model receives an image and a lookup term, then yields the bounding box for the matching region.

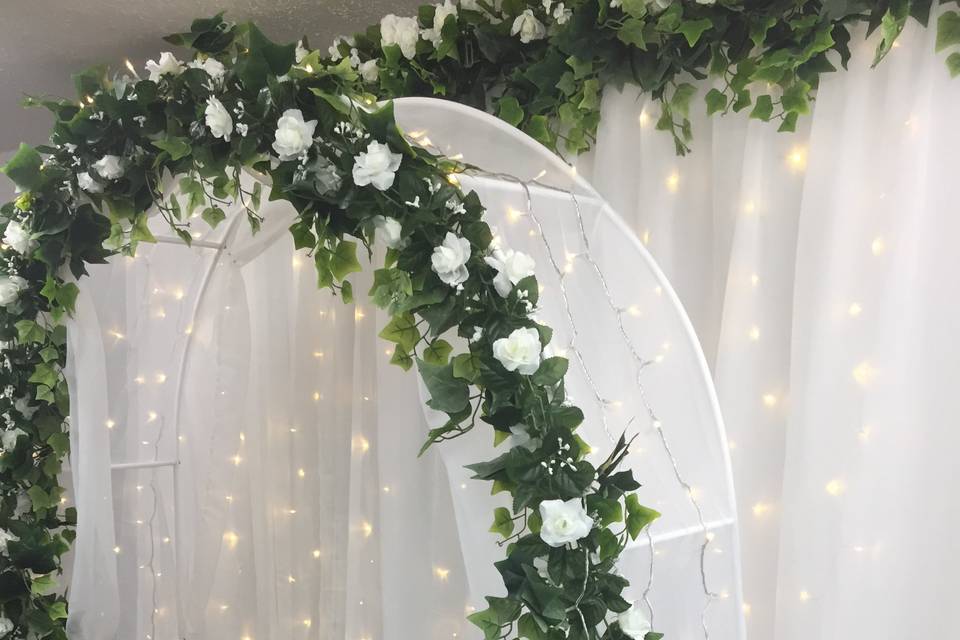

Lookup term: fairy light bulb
[762,393,778,407]
[871,236,886,256]
[825,479,845,496]
[361,521,373,537]
[787,146,807,171]
[748,325,760,341]
[354,435,370,453]
[434,566,450,581]
[223,531,239,549]
[154,372,167,384]
[638,110,649,127]
[848,302,862,317]
[665,171,680,192]
[312,549,321,558]
[752,502,771,517]
[750,273,760,287]
[297,468,305,478]
[852,361,876,386]
[799,590,811,602]
[105,419,116,429]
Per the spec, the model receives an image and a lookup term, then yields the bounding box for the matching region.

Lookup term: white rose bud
[0,615,13,636]
[353,141,402,191]
[358,59,380,83]
[272,109,318,161]
[538,498,593,547]
[380,14,421,60]
[204,97,233,142]
[492,326,542,374]
[2,221,37,255]
[189,57,226,80]
[422,0,458,47]
[431,232,472,286]
[373,216,405,249]
[484,248,535,298]
[0,275,28,306]
[0,528,18,556]
[617,603,653,640]
[0,428,25,453]
[93,155,124,180]
[511,9,546,44]
[145,52,185,82]
[77,171,103,193]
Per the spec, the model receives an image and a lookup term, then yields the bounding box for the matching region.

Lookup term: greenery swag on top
[329,0,960,155]
[0,14,662,640]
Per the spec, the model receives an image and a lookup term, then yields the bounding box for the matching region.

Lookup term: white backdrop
[63,101,743,639]
[577,13,960,640]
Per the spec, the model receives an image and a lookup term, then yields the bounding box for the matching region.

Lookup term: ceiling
[0,0,422,155]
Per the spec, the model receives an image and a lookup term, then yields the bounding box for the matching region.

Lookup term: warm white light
[223,531,239,550]
[654,285,663,296]
[354,435,370,453]
[750,273,760,287]
[154,372,167,384]
[361,521,373,537]
[752,502,771,517]
[799,590,811,602]
[641,229,650,245]
[743,200,756,214]
[297,468,306,478]
[434,566,450,582]
[113,546,121,554]
[848,302,862,317]
[825,479,845,496]
[871,236,886,256]
[742,603,752,615]
[688,487,702,500]
[287,575,296,583]
[124,59,137,75]
[312,391,321,402]
[506,207,523,223]
[665,171,680,192]
[627,305,642,317]
[382,485,391,493]
[748,325,760,341]
[858,425,872,442]
[105,419,116,429]
[184,325,193,335]
[638,110,649,127]
[231,455,242,466]
[291,255,302,270]
[173,288,185,300]
[147,411,158,422]
[852,361,876,386]
[787,146,807,171]
[302,619,312,628]
[108,329,125,340]
[354,307,365,322]
[134,375,146,385]
[313,350,324,358]
[312,549,321,558]
[762,393,778,408]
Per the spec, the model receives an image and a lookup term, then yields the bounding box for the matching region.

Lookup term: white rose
[0,528,18,556]
[93,155,124,180]
[484,248,535,297]
[492,326,542,374]
[77,171,102,193]
[0,275,27,306]
[145,51,185,82]
[511,9,546,44]
[272,109,318,161]
[538,498,593,547]
[352,141,402,190]
[296,40,309,63]
[0,428,25,453]
[189,57,226,80]
[373,216,404,249]
[0,616,12,637]
[617,603,652,640]
[3,221,36,255]
[204,97,233,142]
[381,14,420,60]
[431,232,471,286]
[422,0,458,47]
[358,59,380,83]
[553,2,572,24]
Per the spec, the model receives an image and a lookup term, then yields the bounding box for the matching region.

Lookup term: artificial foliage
[334,0,960,155]
[0,15,662,640]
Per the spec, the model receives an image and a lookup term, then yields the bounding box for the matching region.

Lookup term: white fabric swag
[64,101,743,639]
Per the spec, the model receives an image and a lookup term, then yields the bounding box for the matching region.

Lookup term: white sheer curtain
[578,9,960,639]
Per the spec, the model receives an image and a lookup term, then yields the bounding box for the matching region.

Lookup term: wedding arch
[0,16,747,640]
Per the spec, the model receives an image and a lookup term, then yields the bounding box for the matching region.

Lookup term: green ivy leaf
[1,143,44,191]
[677,18,713,47]
[417,358,470,413]
[531,357,568,387]
[452,352,480,382]
[496,96,524,126]
[131,213,157,244]
[937,11,960,52]
[750,94,774,121]
[423,339,453,365]
[389,344,414,371]
[15,319,46,344]
[152,137,192,161]
[704,88,727,115]
[379,313,420,352]
[625,494,661,540]
[330,240,362,281]
[201,206,226,229]
[489,506,515,538]
[948,52,960,77]
[341,280,354,304]
[617,18,648,48]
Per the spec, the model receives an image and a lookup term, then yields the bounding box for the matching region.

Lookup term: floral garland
[321,0,960,156]
[0,16,663,640]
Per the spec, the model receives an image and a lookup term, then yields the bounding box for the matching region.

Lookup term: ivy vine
[330,0,960,155]
[1,15,661,640]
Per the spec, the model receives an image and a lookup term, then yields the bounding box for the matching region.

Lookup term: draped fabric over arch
[64,99,743,640]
